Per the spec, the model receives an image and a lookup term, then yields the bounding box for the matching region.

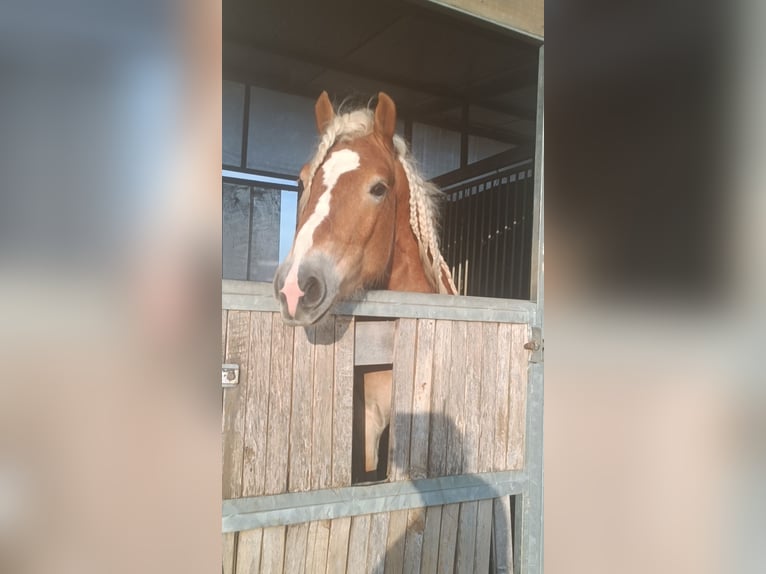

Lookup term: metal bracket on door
[524,327,544,364]
[222,364,239,388]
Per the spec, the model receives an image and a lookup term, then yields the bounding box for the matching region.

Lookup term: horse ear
[374,92,397,141]
[315,91,335,133]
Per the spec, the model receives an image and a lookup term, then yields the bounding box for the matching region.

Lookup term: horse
[273,91,456,478]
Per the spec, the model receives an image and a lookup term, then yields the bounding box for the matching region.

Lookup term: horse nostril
[301,275,325,307]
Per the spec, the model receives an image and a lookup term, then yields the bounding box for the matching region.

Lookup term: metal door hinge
[222,364,239,388]
[525,327,543,363]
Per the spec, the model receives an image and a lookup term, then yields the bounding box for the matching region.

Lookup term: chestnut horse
[273,91,455,476]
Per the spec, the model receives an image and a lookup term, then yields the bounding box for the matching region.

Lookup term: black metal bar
[460,102,469,169]
[500,177,512,298]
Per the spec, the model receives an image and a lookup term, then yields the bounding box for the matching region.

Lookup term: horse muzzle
[273,253,341,326]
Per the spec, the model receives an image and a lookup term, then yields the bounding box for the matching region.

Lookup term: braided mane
[300,104,456,295]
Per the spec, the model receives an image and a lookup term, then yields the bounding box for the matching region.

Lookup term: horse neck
[385,161,437,294]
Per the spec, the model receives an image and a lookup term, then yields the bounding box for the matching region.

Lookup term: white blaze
[285,149,360,284]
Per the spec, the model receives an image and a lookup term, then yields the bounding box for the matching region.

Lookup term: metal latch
[222,364,239,388]
[524,327,543,363]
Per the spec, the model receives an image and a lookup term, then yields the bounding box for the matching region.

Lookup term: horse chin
[279,299,335,327]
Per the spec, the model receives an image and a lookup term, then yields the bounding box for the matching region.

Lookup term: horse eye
[370,182,388,198]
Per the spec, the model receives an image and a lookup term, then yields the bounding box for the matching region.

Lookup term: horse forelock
[299,101,456,295]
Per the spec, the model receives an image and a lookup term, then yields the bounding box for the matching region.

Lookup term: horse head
[273,91,454,326]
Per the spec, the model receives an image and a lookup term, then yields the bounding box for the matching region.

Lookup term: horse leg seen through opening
[361,369,392,480]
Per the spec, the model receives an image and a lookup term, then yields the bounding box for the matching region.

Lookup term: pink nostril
[280,280,305,317]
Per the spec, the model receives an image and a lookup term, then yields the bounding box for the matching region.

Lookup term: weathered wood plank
[265,315,294,495]
[493,324,513,471]
[446,321,467,475]
[455,501,478,574]
[283,523,309,573]
[346,514,371,574]
[410,319,435,480]
[391,318,417,480]
[223,533,237,574]
[508,324,528,470]
[477,323,498,473]
[305,520,331,574]
[463,322,484,474]
[326,517,352,574]
[355,320,396,366]
[223,310,251,499]
[384,509,409,574]
[437,503,460,573]
[474,499,493,573]
[366,512,390,574]
[332,316,355,487]
[420,506,442,574]
[242,312,273,498]
[402,507,426,574]
[260,526,286,573]
[312,317,335,490]
[222,310,228,358]
[492,497,514,573]
[235,529,262,574]
[428,320,452,477]
[289,325,315,492]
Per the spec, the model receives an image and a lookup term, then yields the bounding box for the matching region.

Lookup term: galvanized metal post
[515,43,544,574]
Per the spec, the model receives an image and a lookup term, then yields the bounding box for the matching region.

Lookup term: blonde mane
[299,104,456,295]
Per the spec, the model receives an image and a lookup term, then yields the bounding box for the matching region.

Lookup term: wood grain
[288,325,315,492]
[384,509,409,574]
[477,322,498,473]
[409,319,435,480]
[223,310,251,499]
[474,499,493,573]
[326,517,352,574]
[428,320,452,477]
[265,315,294,495]
[492,497,514,573]
[493,324,513,471]
[437,503,460,573]
[305,520,331,574]
[366,512,390,574]
[508,323,528,470]
[242,312,273,498]
[223,533,237,574]
[332,316,355,487]
[283,523,309,573]
[420,506,442,574]
[402,507,426,574]
[391,318,417,480]
[455,501,478,574]
[346,514,371,574]
[312,318,335,490]
[462,322,483,474]
[260,526,286,573]
[446,321,467,475]
[235,529,262,574]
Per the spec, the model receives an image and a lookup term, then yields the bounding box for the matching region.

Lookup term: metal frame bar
[515,43,545,574]
[223,470,527,532]
[222,280,536,324]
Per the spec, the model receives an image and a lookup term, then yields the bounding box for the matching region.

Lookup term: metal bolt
[524,341,540,351]
[226,370,236,381]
